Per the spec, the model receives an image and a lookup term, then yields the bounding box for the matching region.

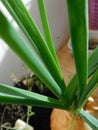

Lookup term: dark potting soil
[89,39,98,50]
[0,75,57,130]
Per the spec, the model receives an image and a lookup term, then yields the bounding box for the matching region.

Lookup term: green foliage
[80,109,98,130]
[0,0,98,129]
[67,0,88,98]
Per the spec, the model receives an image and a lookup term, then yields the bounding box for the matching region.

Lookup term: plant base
[50,109,90,130]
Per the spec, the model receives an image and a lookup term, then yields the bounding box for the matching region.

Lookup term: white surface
[89,30,98,40]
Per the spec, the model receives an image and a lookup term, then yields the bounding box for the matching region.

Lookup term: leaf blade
[64,46,98,107]
[78,68,98,108]
[67,0,88,97]
[79,109,98,130]
[1,0,66,91]
[37,0,60,67]
[0,12,63,99]
[0,84,65,109]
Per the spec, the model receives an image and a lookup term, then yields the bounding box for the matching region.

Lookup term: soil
[0,75,56,130]
[89,39,98,50]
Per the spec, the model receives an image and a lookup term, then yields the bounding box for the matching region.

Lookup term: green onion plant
[0,0,98,129]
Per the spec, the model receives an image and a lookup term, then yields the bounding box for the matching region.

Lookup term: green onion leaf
[67,0,88,98]
[0,84,65,109]
[79,109,98,130]
[64,46,98,107]
[78,68,98,108]
[1,0,66,91]
[37,0,61,69]
[0,12,63,99]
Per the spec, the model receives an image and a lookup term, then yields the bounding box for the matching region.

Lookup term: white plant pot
[0,0,69,85]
